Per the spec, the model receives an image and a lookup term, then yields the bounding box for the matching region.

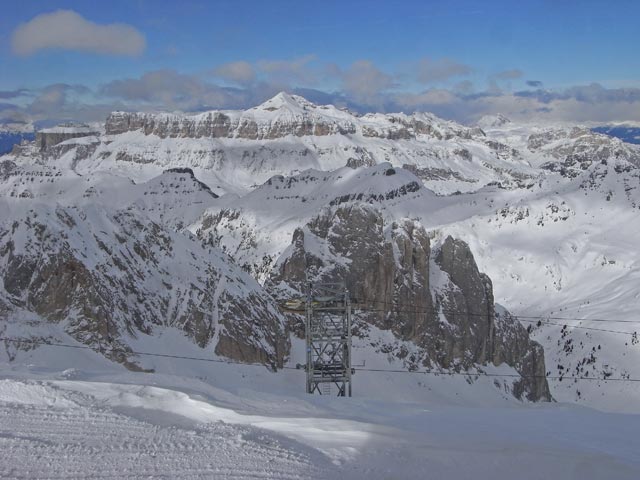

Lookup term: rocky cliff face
[433,237,549,400]
[267,204,551,401]
[105,93,357,140]
[0,203,288,369]
[36,124,98,152]
[104,92,478,142]
[432,237,495,367]
[106,110,357,140]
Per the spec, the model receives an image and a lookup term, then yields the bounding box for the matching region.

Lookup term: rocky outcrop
[0,160,17,181]
[105,109,484,142]
[105,105,357,140]
[36,124,98,152]
[530,128,640,167]
[402,164,477,184]
[267,206,431,338]
[0,204,288,369]
[493,309,550,401]
[267,204,551,401]
[528,128,640,193]
[361,114,481,141]
[433,237,550,400]
[433,237,494,366]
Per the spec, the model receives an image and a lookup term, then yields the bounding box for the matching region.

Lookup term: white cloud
[257,55,319,85]
[98,69,270,111]
[339,60,395,103]
[11,10,145,56]
[213,61,256,85]
[101,70,220,108]
[396,89,458,107]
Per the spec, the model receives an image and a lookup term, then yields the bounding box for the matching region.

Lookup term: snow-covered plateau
[2,93,640,478]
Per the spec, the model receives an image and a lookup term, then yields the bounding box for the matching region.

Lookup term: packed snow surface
[2,328,638,478]
[1,365,639,480]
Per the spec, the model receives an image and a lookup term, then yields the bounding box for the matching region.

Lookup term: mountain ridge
[2,92,640,409]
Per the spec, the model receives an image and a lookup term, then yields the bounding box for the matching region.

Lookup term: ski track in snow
[0,379,336,480]
[1,376,640,480]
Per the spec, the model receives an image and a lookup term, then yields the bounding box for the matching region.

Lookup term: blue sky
[2,0,640,124]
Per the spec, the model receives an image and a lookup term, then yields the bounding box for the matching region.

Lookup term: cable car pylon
[290,281,353,397]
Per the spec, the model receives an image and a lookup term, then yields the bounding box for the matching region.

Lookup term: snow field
[1,372,640,480]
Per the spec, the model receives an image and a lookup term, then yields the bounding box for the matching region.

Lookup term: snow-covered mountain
[476,113,512,129]
[8,92,539,196]
[0,163,288,370]
[2,92,640,410]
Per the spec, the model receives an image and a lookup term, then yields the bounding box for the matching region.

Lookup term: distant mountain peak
[477,113,512,129]
[254,91,316,112]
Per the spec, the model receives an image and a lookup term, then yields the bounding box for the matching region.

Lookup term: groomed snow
[1,326,639,479]
[1,366,639,479]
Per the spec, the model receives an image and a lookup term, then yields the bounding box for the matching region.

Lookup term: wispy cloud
[515,83,640,105]
[29,84,89,115]
[212,61,256,86]
[334,60,395,104]
[257,55,319,85]
[0,89,31,100]
[415,57,473,84]
[100,69,226,108]
[487,68,525,94]
[493,69,523,80]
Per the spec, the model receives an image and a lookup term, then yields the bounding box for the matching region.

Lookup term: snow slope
[1,364,639,479]
[194,156,640,410]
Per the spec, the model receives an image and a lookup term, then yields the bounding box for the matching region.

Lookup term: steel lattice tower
[305,282,353,397]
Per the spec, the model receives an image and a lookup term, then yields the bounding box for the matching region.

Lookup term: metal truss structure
[305,282,353,397]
